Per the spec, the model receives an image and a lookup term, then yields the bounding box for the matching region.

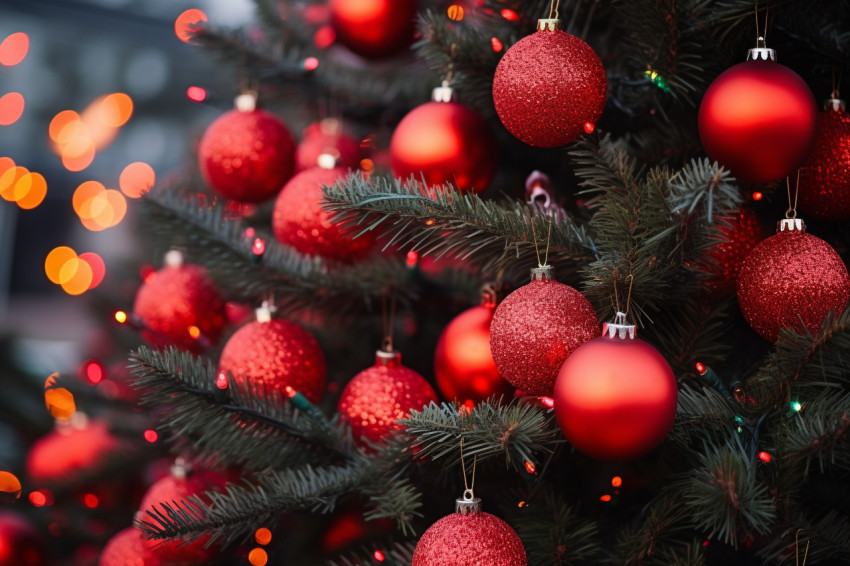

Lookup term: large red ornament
[27,420,118,487]
[272,166,376,262]
[554,314,678,461]
[492,19,606,148]
[489,266,599,397]
[198,101,295,203]
[296,119,362,173]
[133,252,227,353]
[698,48,817,183]
[338,350,437,445]
[737,218,850,342]
[391,86,498,194]
[329,0,417,59]
[797,99,850,221]
[412,495,527,566]
[0,512,47,566]
[99,527,161,566]
[701,206,763,295]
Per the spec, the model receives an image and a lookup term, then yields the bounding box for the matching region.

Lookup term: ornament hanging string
[548,0,561,20]
[785,170,801,219]
[831,66,843,99]
[612,272,635,318]
[796,529,810,566]
[754,0,769,47]
[444,44,458,85]
[381,287,398,352]
[529,218,553,268]
[459,437,477,499]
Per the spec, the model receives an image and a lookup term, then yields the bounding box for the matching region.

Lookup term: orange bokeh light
[78,252,105,290]
[611,476,623,488]
[45,247,77,284]
[60,257,94,295]
[255,528,272,546]
[0,92,25,125]
[44,387,76,419]
[0,32,29,66]
[114,310,127,324]
[61,143,96,172]
[73,180,106,212]
[86,93,133,129]
[0,471,21,499]
[49,110,81,143]
[447,5,464,21]
[175,9,208,42]
[15,171,47,209]
[79,189,127,231]
[119,161,155,198]
[0,165,28,201]
[248,548,268,566]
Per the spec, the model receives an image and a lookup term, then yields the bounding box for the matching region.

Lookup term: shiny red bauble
[219,314,327,403]
[133,258,227,353]
[702,206,763,295]
[737,219,850,342]
[296,119,362,172]
[0,512,47,566]
[272,167,376,262]
[329,0,417,58]
[198,108,295,202]
[99,528,161,566]
[489,267,599,397]
[434,303,513,405]
[797,101,850,221]
[27,420,118,487]
[390,100,498,193]
[554,318,678,461]
[698,55,817,183]
[492,21,606,148]
[338,350,437,445]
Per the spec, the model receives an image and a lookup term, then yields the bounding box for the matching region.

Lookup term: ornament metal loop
[778,218,805,233]
[530,265,554,282]
[455,492,481,515]
[746,47,776,61]
[537,18,561,32]
[602,311,637,340]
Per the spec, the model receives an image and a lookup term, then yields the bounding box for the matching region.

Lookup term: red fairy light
[373,550,385,562]
[540,396,554,408]
[500,9,519,21]
[186,86,207,102]
[253,238,266,255]
[524,461,536,474]
[695,362,706,374]
[491,37,503,52]
[584,122,595,134]
[215,371,228,390]
[406,250,419,267]
[285,385,297,398]
[599,494,612,502]
[758,451,771,463]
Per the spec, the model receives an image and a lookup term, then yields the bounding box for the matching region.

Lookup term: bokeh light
[45,247,77,284]
[14,171,47,209]
[44,387,76,419]
[248,548,268,566]
[175,9,208,42]
[80,359,105,385]
[0,471,22,499]
[0,165,28,201]
[0,92,25,125]
[78,252,105,289]
[313,26,336,49]
[0,32,29,66]
[255,528,272,545]
[119,161,155,198]
[74,182,127,230]
[29,490,52,507]
[447,5,464,20]
[144,429,158,443]
[186,86,207,102]
[59,257,94,295]
[83,494,99,508]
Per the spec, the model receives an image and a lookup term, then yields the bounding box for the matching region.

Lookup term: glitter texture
[702,206,763,294]
[272,167,376,262]
[219,319,326,402]
[490,274,599,397]
[26,420,117,486]
[198,108,295,203]
[133,264,227,354]
[737,224,850,342]
[797,104,850,222]
[492,28,606,148]
[99,527,161,566]
[338,352,437,445]
[412,509,527,566]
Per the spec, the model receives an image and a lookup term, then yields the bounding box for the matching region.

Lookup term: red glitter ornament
[273,166,376,261]
[702,206,763,294]
[338,350,437,445]
[27,420,118,487]
[198,99,295,203]
[132,252,227,354]
[219,305,327,403]
[412,494,526,566]
[99,527,161,566]
[391,86,498,193]
[329,0,417,59]
[0,512,47,566]
[296,119,362,173]
[492,19,606,148]
[797,100,850,221]
[554,313,678,461]
[698,48,817,183]
[434,299,513,405]
[737,218,850,342]
[489,266,599,397]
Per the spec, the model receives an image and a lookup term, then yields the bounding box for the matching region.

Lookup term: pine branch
[671,385,738,451]
[324,541,416,566]
[781,391,850,477]
[612,490,696,566]
[757,510,850,565]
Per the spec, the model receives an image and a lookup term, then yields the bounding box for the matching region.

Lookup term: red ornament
[132,253,227,353]
[698,49,817,183]
[0,512,47,566]
[554,314,678,461]
[434,300,513,405]
[338,350,437,445]
[272,166,376,262]
[27,420,118,487]
[198,103,295,203]
[329,0,417,59]
[492,19,606,148]
[797,100,850,221]
[701,206,763,294]
[489,266,599,397]
[296,119,362,172]
[219,306,326,402]
[99,527,161,566]
[737,219,850,342]
[391,88,498,193]
[412,495,527,566]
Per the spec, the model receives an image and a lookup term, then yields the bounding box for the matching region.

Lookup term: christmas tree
[4,0,850,565]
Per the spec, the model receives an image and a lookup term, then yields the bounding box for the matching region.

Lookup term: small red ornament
[0,512,47,566]
[412,494,527,566]
[391,84,498,193]
[296,118,362,172]
[132,251,227,353]
[701,206,763,294]
[698,47,817,183]
[554,313,678,461]
[219,304,327,402]
[492,19,606,148]
[797,99,850,221]
[338,350,437,445]
[27,420,118,487]
[99,527,161,566]
[434,297,513,405]
[272,166,376,261]
[329,0,417,59]
[737,218,850,342]
[198,95,295,203]
[489,266,599,397]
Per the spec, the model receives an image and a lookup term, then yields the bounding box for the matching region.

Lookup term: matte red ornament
[412,495,527,566]
[434,300,513,405]
[198,107,295,202]
[701,206,763,295]
[329,0,417,59]
[737,219,850,342]
[338,350,437,445]
[133,255,227,354]
[489,266,599,397]
[797,100,850,221]
[698,49,817,183]
[0,512,47,566]
[554,314,678,461]
[296,119,362,172]
[272,166,376,262]
[219,306,327,402]
[391,89,498,193]
[492,19,606,148]
[99,527,161,566]
[26,420,118,486]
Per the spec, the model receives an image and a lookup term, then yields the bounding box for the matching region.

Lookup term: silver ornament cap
[455,490,481,516]
[602,311,636,340]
